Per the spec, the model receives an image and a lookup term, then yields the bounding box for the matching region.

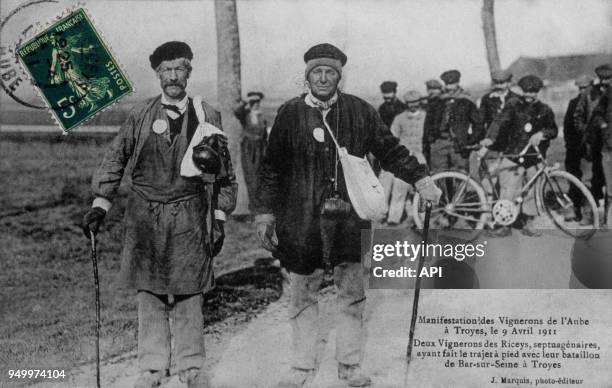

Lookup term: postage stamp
[15,7,132,132]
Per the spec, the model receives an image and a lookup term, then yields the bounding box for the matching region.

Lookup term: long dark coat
[255,92,428,275]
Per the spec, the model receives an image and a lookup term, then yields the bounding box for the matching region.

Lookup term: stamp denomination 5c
[16,7,132,132]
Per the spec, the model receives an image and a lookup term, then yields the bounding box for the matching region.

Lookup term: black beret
[247,91,264,100]
[149,41,193,69]
[518,75,543,92]
[303,43,347,66]
[440,69,461,84]
[595,64,612,80]
[380,81,398,93]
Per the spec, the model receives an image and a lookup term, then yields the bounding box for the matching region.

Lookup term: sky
[1,0,611,108]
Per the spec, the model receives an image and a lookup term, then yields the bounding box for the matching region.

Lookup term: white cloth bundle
[337,147,388,222]
[180,95,225,177]
[320,116,388,222]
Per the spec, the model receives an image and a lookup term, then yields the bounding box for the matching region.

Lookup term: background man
[422,78,444,164]
[254,43,441,388]
[81,41,237,388]
[423,69,484,173]
[480,75,558,236]
[234,91,268,212]
[378,80,406,127]
[574,64,612,224]
[381,90,427,225]
[563,75,593,222]
[480,69,518,138]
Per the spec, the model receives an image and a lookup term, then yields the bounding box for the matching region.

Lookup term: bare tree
[215,0,248,215]
[482,0,501,76]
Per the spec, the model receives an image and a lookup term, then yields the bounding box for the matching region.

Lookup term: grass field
[0,132,272,385]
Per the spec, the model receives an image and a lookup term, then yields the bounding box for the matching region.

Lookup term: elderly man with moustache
[82,41,237,388]
[254,43,441,388]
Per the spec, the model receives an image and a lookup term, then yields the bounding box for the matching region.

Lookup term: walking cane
[89,231,101,388]
[404,201,432,387]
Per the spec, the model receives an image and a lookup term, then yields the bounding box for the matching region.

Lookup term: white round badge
[313,127,325,143]
[524,123,533,133]
[153,119,167,134]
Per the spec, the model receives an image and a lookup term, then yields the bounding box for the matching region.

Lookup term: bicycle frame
[469,144,560,224]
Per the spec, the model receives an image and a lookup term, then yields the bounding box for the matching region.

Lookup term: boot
[521,218,542,237]
[134,370,163,388]
[338,363,372,387]
[486,226,511,238]
[579,206,594,226]
[275,367,314,388]
[179,367,208,388]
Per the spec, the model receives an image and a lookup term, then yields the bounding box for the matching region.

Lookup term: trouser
[429,138,468,173]
[379,172,413,224]
[137,291,205,373]
[565,147,584,212]
[289,262,366,369]
[591,147,606,202]
[602,148,612,211]
[497,158,537,216]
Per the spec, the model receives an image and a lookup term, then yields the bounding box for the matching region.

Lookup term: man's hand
[255,214,278,252]
[480,138,494,148]
[415,176,442,206]
[82,207,106,238]
[528,132,545,147]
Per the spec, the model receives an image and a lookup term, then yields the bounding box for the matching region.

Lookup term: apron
[118,107,214,295]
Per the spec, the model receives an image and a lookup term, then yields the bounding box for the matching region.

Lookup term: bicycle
[412,143,600,238]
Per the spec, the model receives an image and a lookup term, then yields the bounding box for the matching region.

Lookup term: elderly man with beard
[255,43,441,388]
[81,41,237,388]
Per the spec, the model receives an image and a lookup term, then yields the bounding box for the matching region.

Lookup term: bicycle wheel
[538,169,599,238]
[412,171,490,230]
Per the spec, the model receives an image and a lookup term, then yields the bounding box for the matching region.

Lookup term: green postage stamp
[16,8,132,132]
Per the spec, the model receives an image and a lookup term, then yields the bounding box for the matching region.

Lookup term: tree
[215,0,249,215]
[482,0,501,76]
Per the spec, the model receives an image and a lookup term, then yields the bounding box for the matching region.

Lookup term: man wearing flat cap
[574,64,612,224]
[480,70,519,137]
[234,91,268,211]
[379,90,427,225]
[82,41,237,388]
[480,75,558,236]
[423,69,484,174]
[255,43,441,387]
[562,75,593,222]
[378,80,406,127]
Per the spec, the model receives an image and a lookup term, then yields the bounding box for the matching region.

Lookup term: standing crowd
[375,64,611,235]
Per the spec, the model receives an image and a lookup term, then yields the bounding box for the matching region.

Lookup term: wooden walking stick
[404,201,432,386]
[89,232,101,388]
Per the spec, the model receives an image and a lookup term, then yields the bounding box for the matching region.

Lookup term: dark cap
[595,64,612,80]
[575,75,593,88]
[303,43,347,66]
[150,41,193,70]
[440,70,461,84]
[425,79,443,90]
[380,81,398,93]
[518,75,543,92]
[491,69,512,83]
[247,91,264,100]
